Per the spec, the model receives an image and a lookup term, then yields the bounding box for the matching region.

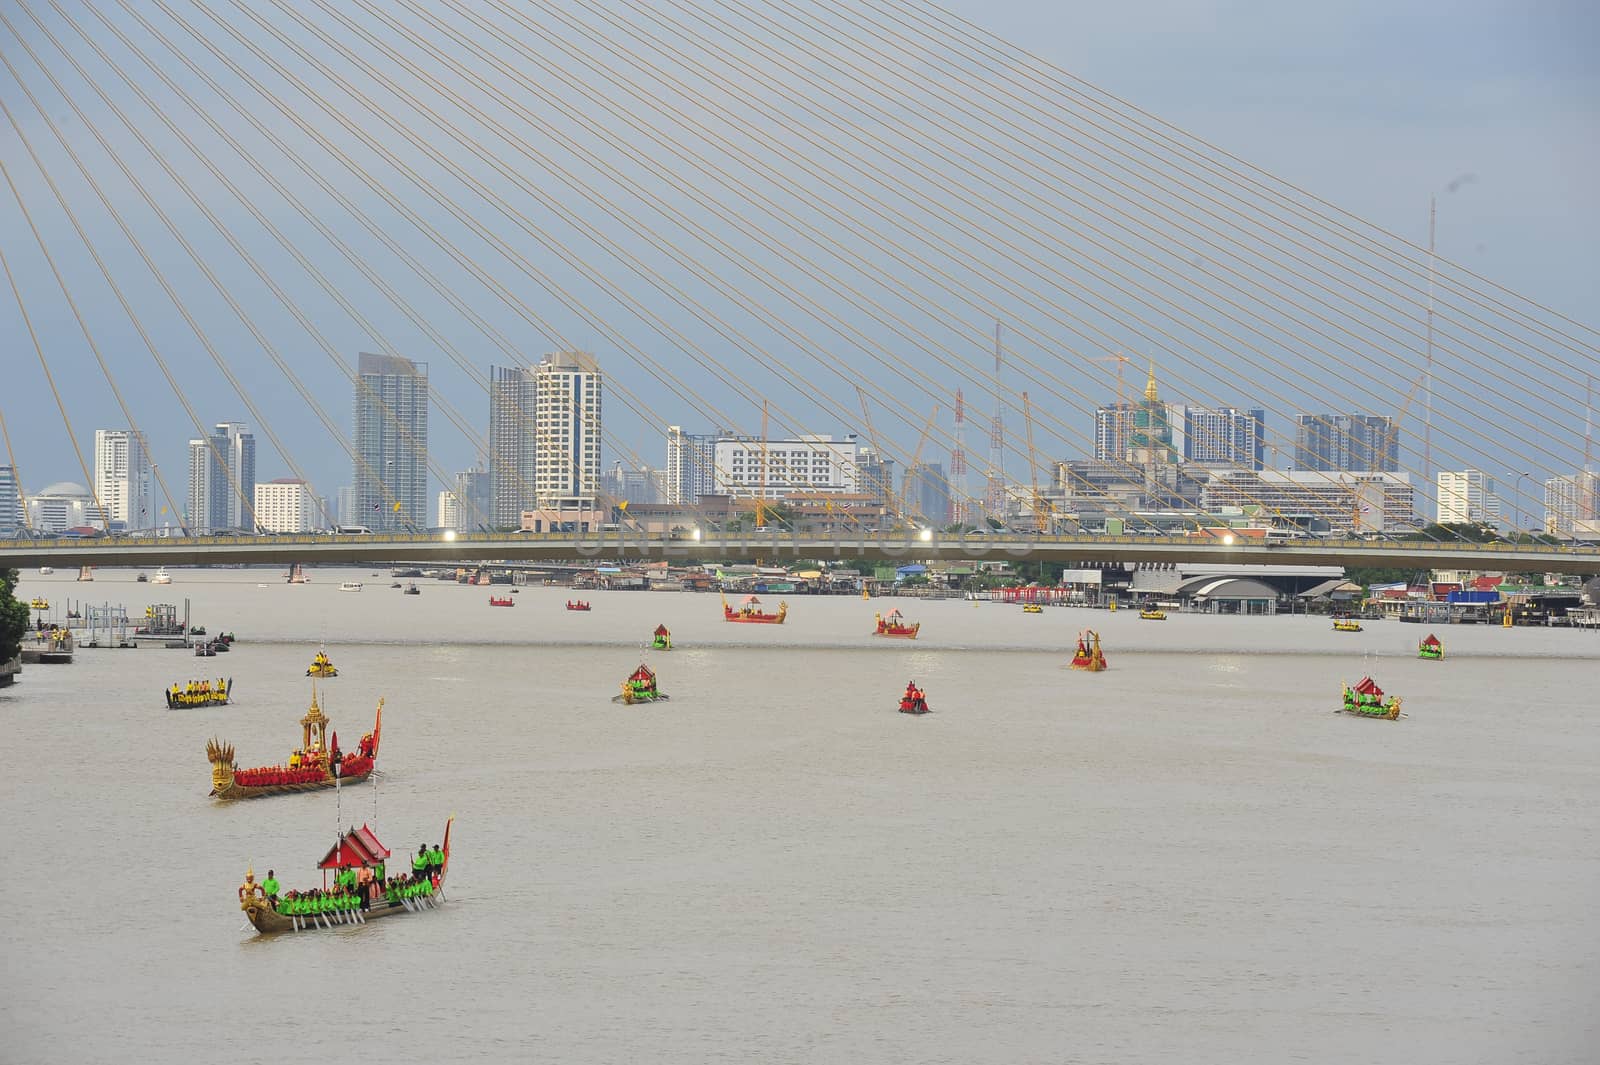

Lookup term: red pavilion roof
[317,824,392,869]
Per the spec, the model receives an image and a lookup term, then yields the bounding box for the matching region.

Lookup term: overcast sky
[1,0,1594,516]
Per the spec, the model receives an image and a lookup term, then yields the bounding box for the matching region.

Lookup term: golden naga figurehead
[206,737,236,794]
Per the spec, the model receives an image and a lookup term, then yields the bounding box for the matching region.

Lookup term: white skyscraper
[354,352,429,531]
[712,434,860,499]
[534,351,602,507]
[94,429,152,531]
[665,426,717,505]
[1543,471,1600,536]
[489,365,538,527]
[1436,469,1499,526]
[0,465,22,536]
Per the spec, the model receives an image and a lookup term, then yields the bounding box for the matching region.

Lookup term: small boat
[1022,604,1044,614]
[217,632,237,645]
[207,687,381,800]
[151,567,172,585]
[613,663,668,704]
[28,597,49,610]
[339,581,363,592]
[651,624,672,650]
[1418,634,1444,661]
[306,649,338,677]
[1332,618,1363,632]
[167,678,233,708]
[195,641,217,657]
[76,565,93,582]
[1339,677,1403,720]
[722,594,787,624]
[390,582,403,589]
[566,600,591,611]
[873,609,920,639]
[37,566,53,575]
[403,583,421,596]
[136,571,149,583]
[897,680,931,715]
[191,626,207,636]
[1070,629,1108,672]
[286,563,310,584]
[489,595,515,607]
[1139,608,1167,620]
[235,817,449,935]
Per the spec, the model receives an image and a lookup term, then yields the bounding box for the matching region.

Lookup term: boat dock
[20,629,74,664]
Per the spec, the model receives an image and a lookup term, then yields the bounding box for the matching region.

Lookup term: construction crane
[901,405,941,525]
[854,385,896,523]
[1023,391,1049,533]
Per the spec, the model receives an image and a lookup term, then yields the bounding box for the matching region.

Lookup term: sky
[0,0,1595,522]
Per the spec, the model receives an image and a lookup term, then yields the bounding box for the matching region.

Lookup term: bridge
[5,531,1597,575]
[0,2,1595,577]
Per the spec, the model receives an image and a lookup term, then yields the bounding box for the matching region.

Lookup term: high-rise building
[335,486,357,528]
[1182,408,1265,470]
[354,352,429,530]
[904,462,951,526]
[1543,471,1600,536]
[1093,404,1137,464]
[712,434,860,499]
[436,489,460,531]
[1436,469,1499,525]
[533,351,602,507]
[855,446,895,509]
[489,365,537,527]
[665,426,716,505]
[447,466,492,530]
[0,465,23,535]
[253,478,319,533]
[1294,414,1398,472]
[94,429,152,530]
[186,422,256,532]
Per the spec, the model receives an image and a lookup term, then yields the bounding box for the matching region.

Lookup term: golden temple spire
[1143,359,1159,403]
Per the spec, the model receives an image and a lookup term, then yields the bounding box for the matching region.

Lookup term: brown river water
[3,567,1597,1064]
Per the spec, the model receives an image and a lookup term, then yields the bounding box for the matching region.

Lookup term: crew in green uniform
[262,870,280,904]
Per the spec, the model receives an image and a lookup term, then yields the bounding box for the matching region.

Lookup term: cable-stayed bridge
[0,1,1595,574]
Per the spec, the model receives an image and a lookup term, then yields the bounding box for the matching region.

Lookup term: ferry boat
[339,581,363,592]
[1139,608,1167,621]
[151,567,172,585]
[1418,634,1444,661]
[1339,677,1403,720]
[613,663,668,704]
[1332,617,1363,632]
[873,609,920,639]
[306,649,338,677]
[897,680,930,715]
[651,624,672,650]
[166,678,233,709]
[489,595,515,607]
[723,594,787,624]
[28,597,49,610]
[566,599,591,611]
[236,818,449,935]
[206,687,380,800]
[1022,604,1044,614]
[1070,629,1108,672]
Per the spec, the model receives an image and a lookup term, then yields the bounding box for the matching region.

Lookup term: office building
[353,352,429,531]
[1436,469,1499,525]
[855,446,895,509]
[533,351,602,508]
[0,465,21,536]
[1294,414,1398,472]
[1543,471,1599,536]
[253,478,320,533]
[26,481,93,533]
[489,365,537,527]
[187,422,256,532]
[436,490,460,531]
[904,462,951,526]
[1093,404,1136,464]
[94,429,152,530]
[334,486,357,529]
[665,426,717,505]
[1182,407,1265,470]
[712,434,860,499]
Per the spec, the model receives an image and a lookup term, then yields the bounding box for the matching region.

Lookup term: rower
[413,845,428,878]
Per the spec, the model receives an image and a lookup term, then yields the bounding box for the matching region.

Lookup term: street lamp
[1516,472,1533,536]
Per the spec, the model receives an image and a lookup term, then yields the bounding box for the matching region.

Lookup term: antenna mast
[986,323,1005,521]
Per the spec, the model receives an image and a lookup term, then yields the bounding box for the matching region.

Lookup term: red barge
[873,609,920,639]
[723,594,787,624]
[207,687,381,801]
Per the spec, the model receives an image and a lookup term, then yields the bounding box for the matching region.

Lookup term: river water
[3,567,1597,1064]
